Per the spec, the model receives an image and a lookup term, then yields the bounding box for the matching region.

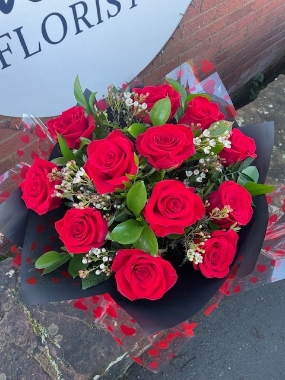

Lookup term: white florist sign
[0,0,191,116]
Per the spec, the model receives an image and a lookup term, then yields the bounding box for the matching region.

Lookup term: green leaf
[74,75,88,109]
[57,133,75,160]
[134,226,158,256]
[210,142,224,155]
[166,78,187,105]
[167,233,184,240]
[244,183,275,196]
[35,251,71,275]
[208,221,220,231]
[237,172,256,186]
[82,271,110,290]
[208,121,233,138]
[134,153,139,167]
[126,181,147,217]
[128,123,147,137]
[68,254,88,278]
[50,157,70,166]
[110,220,144,244]
[238,157,255,171]
[186,93,212,103]
[149,98,171,126]
[88,91,97,113]
[241,166,259,183]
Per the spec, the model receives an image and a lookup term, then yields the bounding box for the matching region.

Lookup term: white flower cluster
[124,91,147,111]
[186,248,203,264]
[82,247,113,276]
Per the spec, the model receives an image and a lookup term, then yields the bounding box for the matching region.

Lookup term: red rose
[55,207,108,254]
[136,124,195,170]
[47,106,95,149]
[219,128,257,166]
[194,229,239,278]
[83,130,138,194]
[144,180,205,237]
[178,96,225,130]
[132,84,181,124]
[207,181,253,228]
[20,157,61,215]
[111,249,178,300]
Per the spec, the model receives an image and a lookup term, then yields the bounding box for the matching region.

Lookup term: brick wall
[138,0,285,94]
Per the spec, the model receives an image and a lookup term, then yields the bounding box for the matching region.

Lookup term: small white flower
[199,158,205,164]
[186,170,193,177]
[204,147,211,154]
[124,91,131,98]
[125,98,133,107]
[193,137,201,146]
[203,130,210,137]
[100,263,105,270]
[95,270,101,275]
[133,101,139,107]
[82,258,88,264]
[196,177,203,182]
[209,139,216,147]
[194,169,199,175]
[141,102,147,110]
[224,141,231,148]
[103,256,108,262]
[200,173,206,178]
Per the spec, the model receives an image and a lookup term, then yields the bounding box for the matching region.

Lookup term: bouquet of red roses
[17,77,273,304]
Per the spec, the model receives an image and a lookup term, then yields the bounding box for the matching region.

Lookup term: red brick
[178,40,209,66]
[180,1,201,23]
[219,28,247,51]
[200,0,224,12]
[226,3,254,26]
[181,8,216,38]
[196,16,227,42]
[215,0,243,20]
[236,9,263,32]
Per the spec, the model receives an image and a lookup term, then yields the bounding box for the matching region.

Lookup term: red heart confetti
[147,348,159,357]
[257,265,267,273]
[20,135,30,144]
[106,305,118,318]
[74,300,88,310]
[17,150,24,157]
[201,59,215,73]
[204,301,219,316]
[120,324,136,336]
[93,306,104,319]
[26,277,37,285]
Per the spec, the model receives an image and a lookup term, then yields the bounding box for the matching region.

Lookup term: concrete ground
[0,75,285,380]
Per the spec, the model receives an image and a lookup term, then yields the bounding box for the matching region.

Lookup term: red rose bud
[144,180,205,237]
[178,96,225,130]
[20,157,61,215]
[219,128,257,166]
[47,105,95,149]
[136,124,196,170]
[55,207,108,254]
[132,84,181,124]
[207,181,253,228]
[83,130,138,194]
[111,249,178,300]
[194,229,239,278]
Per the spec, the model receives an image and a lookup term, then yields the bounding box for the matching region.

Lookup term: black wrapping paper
[0,122,274,334]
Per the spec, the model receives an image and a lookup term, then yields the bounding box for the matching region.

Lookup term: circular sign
[0,0,191,116]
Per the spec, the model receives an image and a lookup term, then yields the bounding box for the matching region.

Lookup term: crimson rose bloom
[83,130,138,194]
[219,128,257,166]
[144,180,205,237]
[178,96,225,130]
[111,249,178,300]
[132,84,181,124]
[47,106,95,149]
[194,229,239,278]
[136,124,195,170]
[207,181,253,228]
[20,157,61,215]
[55,207,108,254]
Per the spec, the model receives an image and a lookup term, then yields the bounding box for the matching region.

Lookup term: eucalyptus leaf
[68,254,88,278]
[238,157,255,171]
[82,271,110,290]
[244,183,275,196]
[74,75,88,109]
[149,98,171,126]
[57,133,75,160]
[126,181,147,217]
[128,123,147,137]
[110,219,144,244]
[134,226,158,256]
[208,121,233,138]
[241,166,259,183]
[166,78,187,105]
